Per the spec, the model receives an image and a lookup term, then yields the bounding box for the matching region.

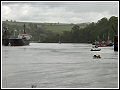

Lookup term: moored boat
[90,45,101,51]
[91,48,101,51]
[92,34,113,47]
[9,24,31,46]
[2,24,32,46]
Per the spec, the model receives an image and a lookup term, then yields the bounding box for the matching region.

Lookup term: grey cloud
[64,2,118,14]
[2,1,118,23]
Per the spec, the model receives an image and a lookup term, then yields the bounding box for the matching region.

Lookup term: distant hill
[2,21,89,33]
[2,20,89,42]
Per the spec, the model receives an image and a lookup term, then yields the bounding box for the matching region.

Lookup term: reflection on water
[2,43,118,88]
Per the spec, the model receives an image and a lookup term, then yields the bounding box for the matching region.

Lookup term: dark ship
[2,27,10,46]
[2,24,32,46]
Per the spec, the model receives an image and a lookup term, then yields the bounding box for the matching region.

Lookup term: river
[2,43,118,88]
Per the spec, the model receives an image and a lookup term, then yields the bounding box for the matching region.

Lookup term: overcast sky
[2,1,118,23]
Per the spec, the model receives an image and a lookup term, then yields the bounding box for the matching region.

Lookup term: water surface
[2,43,118,88]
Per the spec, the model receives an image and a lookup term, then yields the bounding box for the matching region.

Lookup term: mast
[103,34,105,41]
[107,32,109,41]
[58,34,61,44]
[23,24,26,34]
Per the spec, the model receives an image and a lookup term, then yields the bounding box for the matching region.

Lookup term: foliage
[2,16,118,43]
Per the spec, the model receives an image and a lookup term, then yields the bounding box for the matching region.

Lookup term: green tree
[71,25,80,42]
[109,16,118,35]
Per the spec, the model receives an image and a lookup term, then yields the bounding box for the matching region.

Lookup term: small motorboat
[90,45,101,51]
[91,48,101,51]
[93,54,101,59]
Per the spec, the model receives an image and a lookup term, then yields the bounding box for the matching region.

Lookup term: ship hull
[114,35,118,51]
[9,38,30,46]
[91,49,101,51]
[2,39,9,46]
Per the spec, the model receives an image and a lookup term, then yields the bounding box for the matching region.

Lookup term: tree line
[42,16,118,43]
[2,16,118,43]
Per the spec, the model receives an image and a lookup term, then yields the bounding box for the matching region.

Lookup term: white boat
[90,45,101,51]
[91,48,101,51]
